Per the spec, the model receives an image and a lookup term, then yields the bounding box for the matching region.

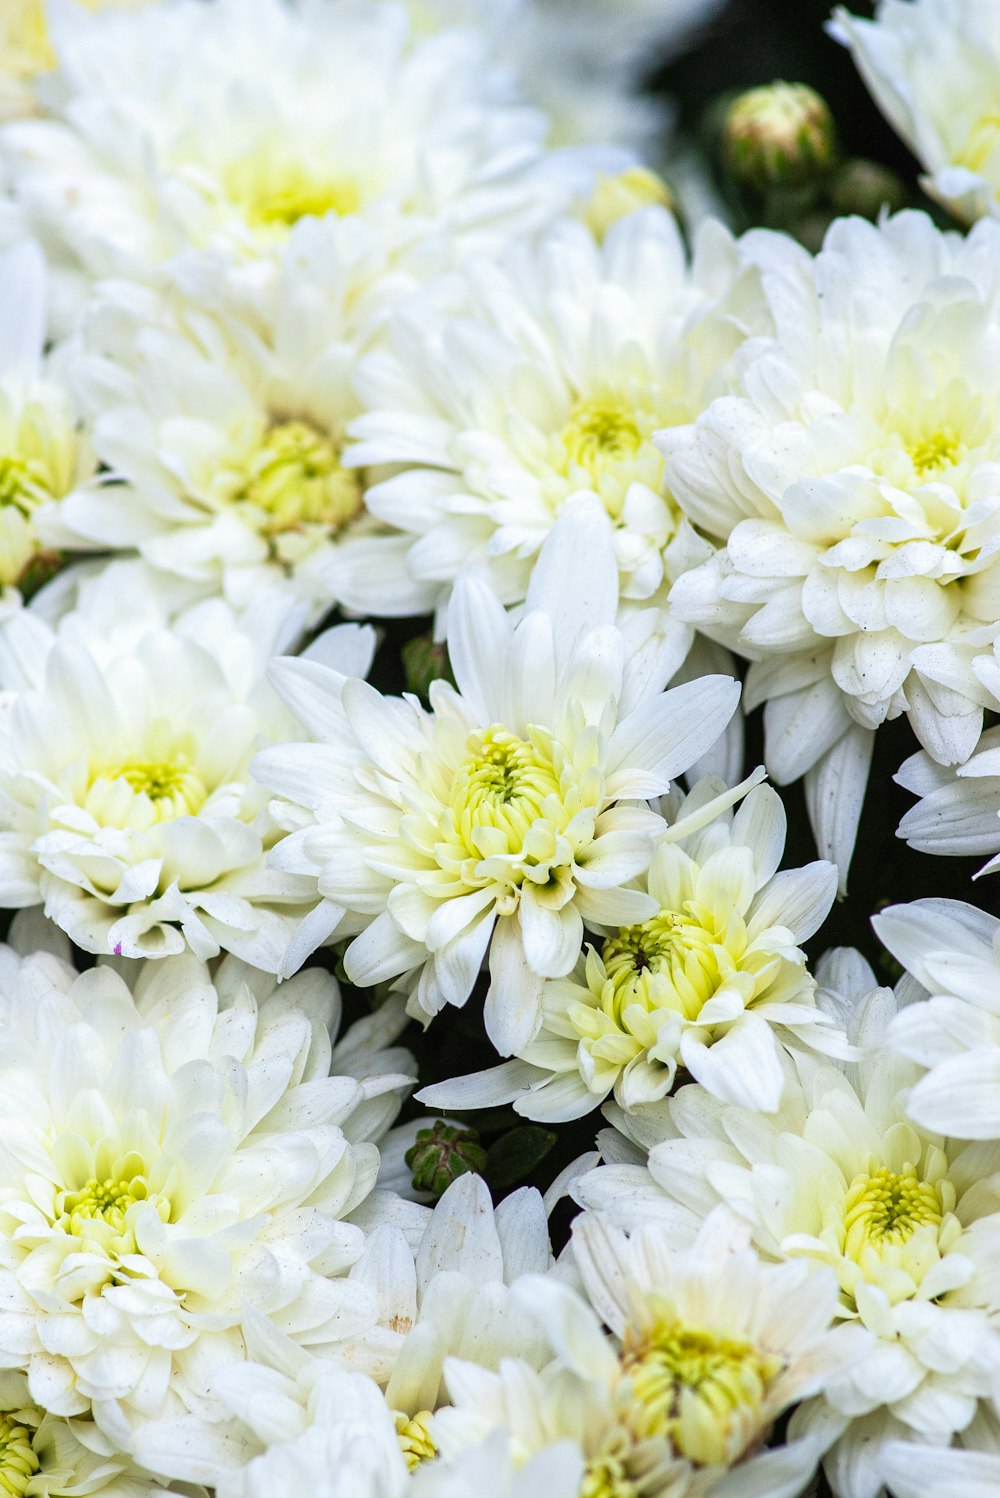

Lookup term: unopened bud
[402,632,453,700]
[723,82,837,194]
[406,1120,487,1197]
[582,167,676,240]
[830,157,908,220]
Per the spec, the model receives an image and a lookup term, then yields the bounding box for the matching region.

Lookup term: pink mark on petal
[113,942,123,956]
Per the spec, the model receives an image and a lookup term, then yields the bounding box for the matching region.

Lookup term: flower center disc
[0,1415,40,1498]
[622,1315,781,1468]
[224,145,362,228]
[238,419,363,536]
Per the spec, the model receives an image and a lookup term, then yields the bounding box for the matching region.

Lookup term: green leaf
[484,1126,558,1193]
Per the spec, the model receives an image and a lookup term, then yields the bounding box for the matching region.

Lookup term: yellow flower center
[90,749,209,824]
[0,1416,40,1498]
[906,429,965,479]
[560,399,644,473]
[394,1411,436,1471]
[54,1153,171,1260]
[0,455,49,514]
[621,1313,782,1469]
[456,727,561,825]
[810,1146,964,1309]
[601,912,725,1025]
[581,1453,639,1498]
[237,419,363,538]
[842,1164,944,1256]
[546,390,672,528]
[224,145,362,230]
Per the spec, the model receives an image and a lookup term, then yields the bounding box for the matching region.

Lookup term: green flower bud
[723,82,837,194]
[406,1120,487,1197]
[402,633,454,700]
[830,157,908,220]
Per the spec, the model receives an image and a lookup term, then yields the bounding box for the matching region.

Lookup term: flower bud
[402,633,453,700]
[830,157,908,220]
[581,167,676,240]
[723,82,837,194]
[406,1120,487,1197]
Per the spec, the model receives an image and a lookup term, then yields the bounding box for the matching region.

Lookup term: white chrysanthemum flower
[342,1173,553,1417]
[135,1173,550,1484]
[45,220,390,619]
[0,947,415,1447]
[431,1211,852,1498]
[875,897,1000,1139]
[0,1368,180,1498]
[0,0,586,333]
[896,641,1000,875]
[419,775,841,1121]
[140,1358,411,1498]
[664,211,1000,881]
[831,0,1000,225]
[575,970,1000,1497]
[0,577,376,966]
[330,208,766,624]
[0,241,97,601]
[253,499,741,1054]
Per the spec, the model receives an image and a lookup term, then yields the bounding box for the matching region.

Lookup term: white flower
[419,775,841,1121]
[0,241,97,600]
[0,577,377,966]
[253,499,741,1054]
[576,973,1000,1498]
[134,1173,550,1485]
[831,0,1000,224]
[431,1211,852,1498]
[0,1368,179,1498]
[330,207,765,624]
[896,641,1000,875]
[141,1357,410,1498]
[0,947,415,1447]
[46,221,390,620]
[342,1172,553,1414]
[0,0,580,334]
[664,211,1000,881]
[875,896,1000,1139]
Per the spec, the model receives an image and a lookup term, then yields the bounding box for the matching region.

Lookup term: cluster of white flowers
[0,1,994,1496]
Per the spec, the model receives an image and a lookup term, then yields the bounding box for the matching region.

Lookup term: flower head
[0,0,575,332]
[576,960,1000,1485]
[330,208,767,623]
[430,1211,851,1498]
[419,775,840,1120]
[254,499,741,1054]
[0,945,414,1444]
[47,223,388,619]
[0,576,376,966]
[664,211,1000,876]
[832,0,1000,224]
